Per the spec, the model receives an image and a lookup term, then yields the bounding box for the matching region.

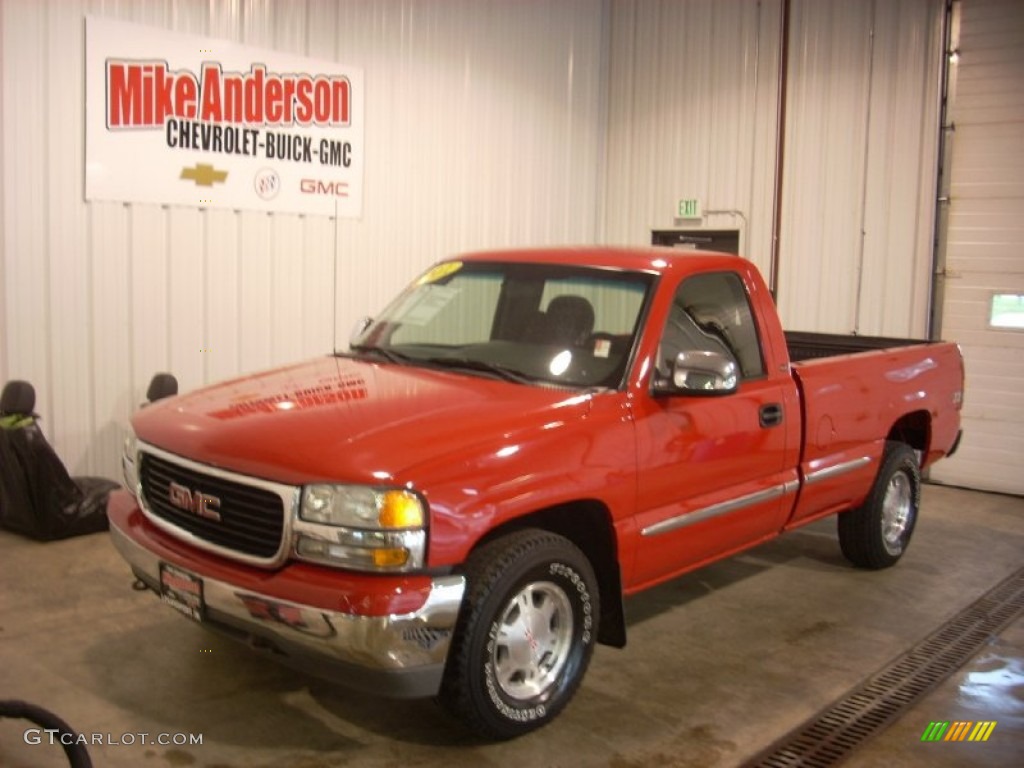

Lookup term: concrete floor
[1,483,1021,767]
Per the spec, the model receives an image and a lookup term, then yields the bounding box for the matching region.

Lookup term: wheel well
[469,501,626,648]
[887,411,931,457]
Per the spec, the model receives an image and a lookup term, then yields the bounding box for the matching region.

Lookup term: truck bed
[781,330,963,529]
[785,330,932,363]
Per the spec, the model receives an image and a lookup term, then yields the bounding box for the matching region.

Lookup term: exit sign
[677,198,702,219]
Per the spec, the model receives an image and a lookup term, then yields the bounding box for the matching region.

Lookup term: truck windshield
[349,260,655,389]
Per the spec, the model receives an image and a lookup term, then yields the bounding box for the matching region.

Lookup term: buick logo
[168,481,222,522]
[254,168,280,200]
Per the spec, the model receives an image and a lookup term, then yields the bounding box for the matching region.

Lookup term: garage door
[930,0,1024,495]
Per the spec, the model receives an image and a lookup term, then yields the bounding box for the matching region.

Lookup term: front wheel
[838,441,920,569]
[438,529,599,739]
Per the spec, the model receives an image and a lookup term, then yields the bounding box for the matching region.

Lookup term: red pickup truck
[109,247,963,738]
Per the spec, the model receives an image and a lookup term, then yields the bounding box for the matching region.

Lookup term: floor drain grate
[743,566,1024,768]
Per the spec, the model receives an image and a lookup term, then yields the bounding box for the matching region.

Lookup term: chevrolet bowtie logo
[180,163,228,187]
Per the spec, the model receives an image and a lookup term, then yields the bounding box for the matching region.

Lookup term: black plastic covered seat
[0,380,118,541]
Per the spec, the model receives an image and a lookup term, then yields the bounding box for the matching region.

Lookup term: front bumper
[108,492,465,698]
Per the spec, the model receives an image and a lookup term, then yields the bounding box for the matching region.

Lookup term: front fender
[408,393,637,568]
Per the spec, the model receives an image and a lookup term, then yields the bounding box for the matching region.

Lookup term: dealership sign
[85,16,363,217]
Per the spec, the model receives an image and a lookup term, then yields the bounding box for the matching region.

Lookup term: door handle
[759,403,783,428]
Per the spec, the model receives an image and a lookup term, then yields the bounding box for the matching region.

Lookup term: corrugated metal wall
[779,0,943,336]
[605,0,943,337]
[929,0,1024,495]
[603,0,783,279]
[1,0,949,483]
[0,0,607,479]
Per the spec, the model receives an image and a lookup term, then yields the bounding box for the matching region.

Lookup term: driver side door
[628,270,800,590]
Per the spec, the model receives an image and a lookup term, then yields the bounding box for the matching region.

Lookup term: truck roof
[455,246,746,276]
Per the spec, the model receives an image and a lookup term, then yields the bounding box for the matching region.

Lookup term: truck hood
[132,355,594,486]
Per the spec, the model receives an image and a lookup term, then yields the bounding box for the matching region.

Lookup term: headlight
[122,430,139,495]
[300,485,424,528]
[294,485,427,572]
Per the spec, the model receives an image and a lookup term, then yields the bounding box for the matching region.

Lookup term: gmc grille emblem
[168,481,222,522]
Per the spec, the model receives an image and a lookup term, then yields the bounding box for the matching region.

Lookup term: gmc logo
[168,481,222,522]
[300,178,349,197]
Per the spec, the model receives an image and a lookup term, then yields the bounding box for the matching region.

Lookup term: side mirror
[349,316,373,347]
[655,350,739,396]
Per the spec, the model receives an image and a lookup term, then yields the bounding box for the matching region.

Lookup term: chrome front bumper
[109,511,466,698]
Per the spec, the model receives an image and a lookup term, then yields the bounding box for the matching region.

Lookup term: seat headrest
[1,380,35,416]
[546,295,596,345]
[146,373,179,403]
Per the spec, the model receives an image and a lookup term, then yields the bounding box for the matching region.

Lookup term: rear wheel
[838,441,920,569]
[438,529,599,739]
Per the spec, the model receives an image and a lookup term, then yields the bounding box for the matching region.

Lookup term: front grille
[139,452,286,559]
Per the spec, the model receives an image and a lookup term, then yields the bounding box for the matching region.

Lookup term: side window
[657,271,765,380]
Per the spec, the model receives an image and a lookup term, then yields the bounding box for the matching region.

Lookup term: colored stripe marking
[921,721,949,741]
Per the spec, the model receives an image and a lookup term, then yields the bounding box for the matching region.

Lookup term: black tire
[838,441,920,569]
[439,529,599,739]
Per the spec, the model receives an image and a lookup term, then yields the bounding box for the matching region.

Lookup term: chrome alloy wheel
[881,472,913,556]
[491,580,573,700]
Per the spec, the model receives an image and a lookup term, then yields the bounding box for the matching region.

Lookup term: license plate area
[159,563,205,622]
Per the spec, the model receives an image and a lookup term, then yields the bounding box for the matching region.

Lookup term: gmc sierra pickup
[109,247,964,738]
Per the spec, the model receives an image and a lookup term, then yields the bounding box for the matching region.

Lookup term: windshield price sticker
[418,262,463,285]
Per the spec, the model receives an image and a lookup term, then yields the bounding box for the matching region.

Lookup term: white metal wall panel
[603,0,784,279]
[779,0,873,333]
[604,0,940,342]
[778,0,942,337]
[129,204,172,400]
[1,0,997,493]
[49,0,97,481]
[167,208,205,393]
[270,216,307,362]
[1,1,51,419]
[858,0,944,337]
[90,202,132,477]
[302,216,340,358]
[1,0,606,479]
[237,212,275,374]
[204,209,241,386]
[929,0,1024,495]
